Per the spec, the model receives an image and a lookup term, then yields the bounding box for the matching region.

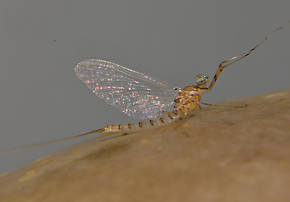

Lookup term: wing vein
[75,59,177,120]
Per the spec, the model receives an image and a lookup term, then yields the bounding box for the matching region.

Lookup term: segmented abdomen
[103,111,182,134]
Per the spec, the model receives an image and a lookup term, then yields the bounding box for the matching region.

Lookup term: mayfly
[2,21,289,152]
[73,21,289,137]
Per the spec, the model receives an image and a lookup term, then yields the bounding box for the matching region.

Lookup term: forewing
[75,59,177,120]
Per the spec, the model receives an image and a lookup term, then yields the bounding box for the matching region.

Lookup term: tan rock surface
[0,89,290,202]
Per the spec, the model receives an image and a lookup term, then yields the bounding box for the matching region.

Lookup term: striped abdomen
[102,111,183,134]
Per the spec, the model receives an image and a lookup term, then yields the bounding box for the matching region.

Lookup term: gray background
[0,0,289,173]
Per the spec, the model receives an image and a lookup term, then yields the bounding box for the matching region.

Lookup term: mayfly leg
[205,20,290,92]
[200,101,248,110]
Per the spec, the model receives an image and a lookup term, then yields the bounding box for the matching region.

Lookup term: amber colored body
[174,86,202,116]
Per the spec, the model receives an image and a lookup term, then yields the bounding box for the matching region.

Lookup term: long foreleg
[206,21,289,92]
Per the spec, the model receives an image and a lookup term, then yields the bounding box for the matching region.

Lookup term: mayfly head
[194,74,209,87]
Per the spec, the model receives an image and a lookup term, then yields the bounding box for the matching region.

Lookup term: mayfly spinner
[73,22,289,138]
[3,21,289,152]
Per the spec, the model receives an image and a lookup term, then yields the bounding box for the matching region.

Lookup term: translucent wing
[75,59,177,120]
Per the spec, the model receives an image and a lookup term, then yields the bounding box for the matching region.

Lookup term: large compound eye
[194,74,209,85]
